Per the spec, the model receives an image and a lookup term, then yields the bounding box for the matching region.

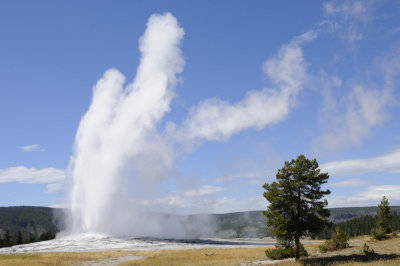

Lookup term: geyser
[64,11,312,238]
[67,12,185,236]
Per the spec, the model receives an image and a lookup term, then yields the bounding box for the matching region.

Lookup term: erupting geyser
[67,12,185,236]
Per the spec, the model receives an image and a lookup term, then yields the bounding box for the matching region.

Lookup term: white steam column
[68,13,185,235]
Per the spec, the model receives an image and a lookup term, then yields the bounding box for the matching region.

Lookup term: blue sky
[1,0,400,213]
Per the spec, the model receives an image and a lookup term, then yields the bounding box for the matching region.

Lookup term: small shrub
[265,243,308,260]
[371,227,390,240]
[361,242,375,257]
[390,230,398,238]
[318,227,350,253]
[332,227,350,249]
[318,243,328,253]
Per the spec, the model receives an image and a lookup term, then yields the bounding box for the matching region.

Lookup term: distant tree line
[0,230,55,248]
[316,212,400,239]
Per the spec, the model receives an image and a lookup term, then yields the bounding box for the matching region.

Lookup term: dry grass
[123,236,400,266]
[123,247,269,266]
[282,235,400,266]
[0,248,271,266]
[0,236,399,266]
[0,250,137,266]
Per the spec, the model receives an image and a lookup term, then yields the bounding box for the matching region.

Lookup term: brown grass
[284,235,400,266]
[0,236,399,266]
[123,247,269,266]
[0,250,137,266]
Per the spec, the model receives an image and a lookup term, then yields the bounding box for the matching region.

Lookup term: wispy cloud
[182,185,224,197]
[351,185,400,201]
[209,195,266,213]
[322,0,373,42]
[329,185,400,207]
[329,178,368,187]
[46,183,65,194]
[171,31,316,149]
[321,147,400,177]
[214,170,275,183]
[313,48,400,154]
[313,84,391,153]
[0,166,65,184]
[19,144,45,152]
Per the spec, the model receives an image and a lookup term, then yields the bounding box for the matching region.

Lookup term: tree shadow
[300,253,400,266]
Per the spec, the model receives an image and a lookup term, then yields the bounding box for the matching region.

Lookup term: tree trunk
[295,236,300,260]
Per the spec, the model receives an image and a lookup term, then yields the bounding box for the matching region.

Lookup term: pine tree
[263,155,331,259]
[377,196,391,234]
[3,230,11,247]
[16,231,23,245]
[27,233,36,244]
[39,232,46,241]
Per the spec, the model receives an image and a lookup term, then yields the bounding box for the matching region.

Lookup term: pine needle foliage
[263,155,331,259]
[377,196,392,234]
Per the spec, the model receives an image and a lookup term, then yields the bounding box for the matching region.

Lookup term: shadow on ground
[299,253,400,265]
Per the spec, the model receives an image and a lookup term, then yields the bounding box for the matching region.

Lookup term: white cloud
[209,195,266,213]
[328,185,400,207]
[321,147,400,177]
[352,185,400,201]
[322,0,372,42]
[182,185,224,197]
[172,32,315,148]
[313,48,400,154]
[324,1,367,16]
[214,170,275,183]
[0,166,65,184]
[46,183,65,194]
[329,178,368,187]
[313,84,391,153]
[19,144,45,152]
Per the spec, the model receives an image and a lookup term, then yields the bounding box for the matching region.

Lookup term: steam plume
[68,13,184,235]
[66,14,316,236]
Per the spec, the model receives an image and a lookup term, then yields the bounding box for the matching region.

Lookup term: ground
[0,236,399,265]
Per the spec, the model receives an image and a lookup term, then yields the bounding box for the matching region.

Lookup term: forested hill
[327,206,400,222]
[329,206,400,223]
[1,206,399,239]
[210,206,400,238]
[0,206,64,239]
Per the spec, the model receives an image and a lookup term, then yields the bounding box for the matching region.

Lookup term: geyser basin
[0,233,275,253]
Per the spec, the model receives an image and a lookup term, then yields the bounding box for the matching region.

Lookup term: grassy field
[0,236,399,265]
[0,250,137,265]
[123,247,268,266]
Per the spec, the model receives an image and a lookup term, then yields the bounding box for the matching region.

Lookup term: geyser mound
[0,233,275,253]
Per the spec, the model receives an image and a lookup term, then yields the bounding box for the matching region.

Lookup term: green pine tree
[3,230,11,247]
[377,196,391,234]
[263,155,331,259]
[39,232,46,241]
[16,231,23,245]
[27,233,36,244]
